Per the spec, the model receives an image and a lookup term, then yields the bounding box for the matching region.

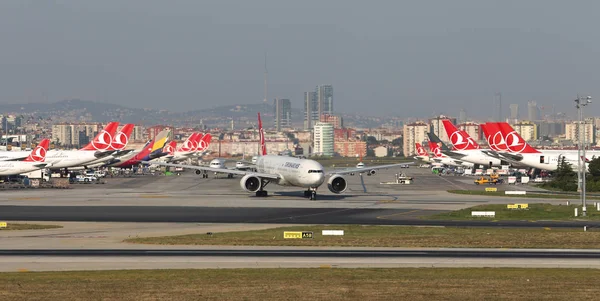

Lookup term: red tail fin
[483,122,508,151]
[258,113,266,156]
[165,141,177,155]
[415,143,427,156]
[111,124,134,151]
[80,122,119,151]
[179,133,199,152]
[497,122,539,154]
[442,120,479,151]
[197,133,211,151]
[427,141,444,158]
[24,139,50,162]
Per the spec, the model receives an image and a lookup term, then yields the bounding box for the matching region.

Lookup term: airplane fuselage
[255,155,325,188]
[0,161,46,176]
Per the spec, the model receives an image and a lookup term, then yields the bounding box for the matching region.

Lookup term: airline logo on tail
[497,123,539,154]
[483,123,508,151]
[428,141,443,158]
[197,133,211,151]
[164,141,176,155]
[416,143,428,156]
[25,139,50,162]
[258,113,267,156]
[150,129,170,153]
[442,120,479,151]
[179,133,199,152]
[111,124,134,151]
[81,122,119,151]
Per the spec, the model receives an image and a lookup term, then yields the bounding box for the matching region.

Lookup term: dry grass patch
[126,225,600,249]
[0,268,599,301]
[0,223,62,230]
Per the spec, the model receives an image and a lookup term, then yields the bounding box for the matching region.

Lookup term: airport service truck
[20,169,50,182]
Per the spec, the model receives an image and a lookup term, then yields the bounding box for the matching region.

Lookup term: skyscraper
[313,122,334,156]
[304,91,318,130]
[509,104,519,121]
[458,109,467,124]
[316,84,333,117]
[527,101,539,121]
[273,98,292,131]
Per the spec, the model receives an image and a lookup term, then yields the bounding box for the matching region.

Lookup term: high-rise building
[273,98,292,131]
[319,114,343,129]
[509,104,519,121]
[317,84,333,117]
[313,122,334,156]
[429,115,456,143]
[493,92,502,121]
[458,122,481,141]
[527,101,539,121]
[566,118,595,146]
[403,121,429,157]
[458,109,467,124]
[512,121,538,142]
[304,91,318,130]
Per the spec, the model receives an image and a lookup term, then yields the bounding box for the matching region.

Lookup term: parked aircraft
[0,139,50,176]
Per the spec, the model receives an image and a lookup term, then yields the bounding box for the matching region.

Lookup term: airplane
[426,133,474,168]
[414,142,432,163]
[69,123,136,170]
[144,113,413,200]
[0,139,50,176]
[440,120,505,168]
[105,129,171,169]
[484,122,593,172]
[0,122,119,175]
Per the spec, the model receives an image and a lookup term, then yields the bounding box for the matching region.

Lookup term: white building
[313,122,334,156]
[374,146,388,157]
[566,119,595,146]
[403,121,428,157]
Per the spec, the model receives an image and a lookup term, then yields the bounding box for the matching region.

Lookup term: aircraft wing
[33,163,48,168]
[497,152,524,162]
[326,162,415,176]
[94,150,116,159]
[441,150,466,159]
[142,161,280,180]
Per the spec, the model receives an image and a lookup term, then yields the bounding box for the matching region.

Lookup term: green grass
[0,223,62,230]
[429,203,600,221]
[125,225,600,249]
[448,189,600,200]
[1,268,600,301]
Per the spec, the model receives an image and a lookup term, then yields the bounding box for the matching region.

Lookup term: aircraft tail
[80,122,119,151]
[496,122,540,154]
[415,142,428,157]
[441,120,480,151]
[165,141,177,156]
[178,133,199,152]
[111,124,134,151]
[197,133,211,152]
[24,139,50,163]
[150,129,170,153]
[427,140,444,158]
[258,113,267,156]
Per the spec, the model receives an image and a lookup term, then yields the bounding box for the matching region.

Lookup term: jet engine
[367,169,376,176]
[195,170,202,175]
[327,175,347,194]
[240,174,262,192]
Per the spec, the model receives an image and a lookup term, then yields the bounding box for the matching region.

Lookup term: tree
[391,138,403,147]
[543,157,577,191]
[366,136,378,145]
[588,156,600,180]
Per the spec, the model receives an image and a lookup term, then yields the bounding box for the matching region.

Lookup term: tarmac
[0,166,590,271]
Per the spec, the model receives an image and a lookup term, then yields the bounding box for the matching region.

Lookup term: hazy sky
[0,0,599,118]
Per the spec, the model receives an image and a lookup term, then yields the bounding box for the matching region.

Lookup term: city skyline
[0,1,598,118]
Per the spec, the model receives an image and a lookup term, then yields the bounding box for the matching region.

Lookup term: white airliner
[145,113,413,200]
[0,122,119,172]
[0,139,50,176]
[484,122,597,172]
[426,134,474,168]
[439,120,504,168]
[70,123,136,170]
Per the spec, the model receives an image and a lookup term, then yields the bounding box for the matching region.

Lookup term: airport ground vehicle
[70,174,97,183]
[474,176,503,185]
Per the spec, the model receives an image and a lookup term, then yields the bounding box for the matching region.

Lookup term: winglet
[258,113,267,156]
[24,139,50,162]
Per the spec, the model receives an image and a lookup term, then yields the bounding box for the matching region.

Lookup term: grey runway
[2,205,600,228]
[3,248,600,258]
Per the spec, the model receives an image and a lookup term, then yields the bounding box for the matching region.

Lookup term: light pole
[575,95,592,216]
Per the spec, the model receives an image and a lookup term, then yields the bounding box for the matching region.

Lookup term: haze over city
[0,1,599,118]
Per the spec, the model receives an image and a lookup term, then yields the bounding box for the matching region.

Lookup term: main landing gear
[304,188,318,200]
[255,179,271,197]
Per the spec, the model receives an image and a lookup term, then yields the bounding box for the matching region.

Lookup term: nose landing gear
[304,188,318,200]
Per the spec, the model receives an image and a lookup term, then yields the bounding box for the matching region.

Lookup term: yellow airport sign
[283,231,313,239]
[0,222,6,228]
[485,187,497,192]
[507,203,529,209]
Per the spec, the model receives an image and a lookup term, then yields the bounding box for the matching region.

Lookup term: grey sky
[0,0,599,119]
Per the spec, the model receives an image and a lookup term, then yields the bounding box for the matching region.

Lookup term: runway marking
[11,197,42,201]
[376,209,422,220]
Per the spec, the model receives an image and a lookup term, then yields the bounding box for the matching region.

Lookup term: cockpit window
[308,170,323,173]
